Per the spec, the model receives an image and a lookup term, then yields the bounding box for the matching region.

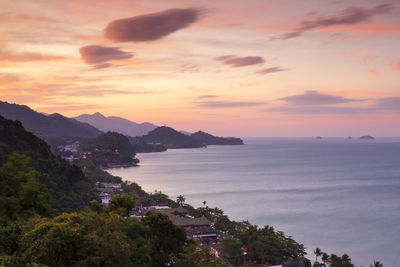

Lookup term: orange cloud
[0,51,65,67]
[389,58,400,70]
[341,48,375,64]
[365,69,379,75]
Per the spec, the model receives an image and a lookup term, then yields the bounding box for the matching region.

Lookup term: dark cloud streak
[279,91,361,105]
[216,55,265,67]
[104,8,201,42]
[196,100,265,108]
[255,67,286,75]
[271,3,392,40]
[79,45,133,69]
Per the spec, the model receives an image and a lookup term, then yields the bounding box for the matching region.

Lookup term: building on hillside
[99,192,111,205]
[130,206,217,242]
[157,207,217,241]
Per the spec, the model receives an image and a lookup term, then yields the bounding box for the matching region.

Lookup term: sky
[1,0,400,137]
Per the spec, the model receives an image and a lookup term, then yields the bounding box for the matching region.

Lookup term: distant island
[315,136,322,139]
[360,135,375,140]
[131,126,244,149]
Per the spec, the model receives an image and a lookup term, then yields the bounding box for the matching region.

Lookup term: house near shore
[99,192,111,205]
[131,206,217,241]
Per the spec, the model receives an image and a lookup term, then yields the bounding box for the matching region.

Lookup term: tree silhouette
[370,261,383,267]
[314,247,322,264]
[177,195,186,206]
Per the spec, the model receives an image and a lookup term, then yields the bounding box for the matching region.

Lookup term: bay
[108,138,400,267]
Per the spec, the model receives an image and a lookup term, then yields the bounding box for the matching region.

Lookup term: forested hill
[132,126,244,148]
[132,126,205,148]
[0,115,95,211]
[0,101,103,138]
[191,131,244,145]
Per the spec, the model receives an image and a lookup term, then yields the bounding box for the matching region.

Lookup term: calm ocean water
[108,138,400,267]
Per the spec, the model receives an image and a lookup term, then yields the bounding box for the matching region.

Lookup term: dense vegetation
[0,101,103,138]
[80,132,136,157]
[0,152,214,267]
[0,115,95,211]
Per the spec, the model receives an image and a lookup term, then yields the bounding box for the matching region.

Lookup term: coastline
[108,138,400,266]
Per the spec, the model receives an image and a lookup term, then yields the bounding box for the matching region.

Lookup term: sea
[108,138,400,267]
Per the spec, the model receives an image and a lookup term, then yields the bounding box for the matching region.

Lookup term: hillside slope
[0,101,103,138]
[75,112,157,137]
[0,115,96,211]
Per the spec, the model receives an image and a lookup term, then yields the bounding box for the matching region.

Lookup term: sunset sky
[1,0,400,137]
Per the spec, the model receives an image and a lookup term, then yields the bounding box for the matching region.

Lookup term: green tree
[221,238,243,266]
[21,212,152,267]
[0,153,55,221]
[172,243,228,267]
[107,194,135,216]
[89,199,103,213]
[142,211,186,266]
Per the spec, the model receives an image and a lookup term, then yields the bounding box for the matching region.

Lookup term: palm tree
[341,254,353,267]
[177,195,185,206]
[321,252,329,266]
[202,200,207,207]
[314,248,323,263]
[329,254,339,267]
[370,261,383,267]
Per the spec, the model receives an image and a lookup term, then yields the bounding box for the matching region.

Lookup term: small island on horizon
[360,135,376,140]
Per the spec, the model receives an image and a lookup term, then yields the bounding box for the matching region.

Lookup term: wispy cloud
[373,97,400,112]
[196,100,265,108]
[198,95,218,99]
[216,55,264,67]
[271,3,393,40]
[279,90,362,105]
[179,63,199,73]
[261,106,369,114]
[79,45,133,69]
[104,8,201,42]
[0,50,64,63]
[261,93,400,115]
[255,67,286,75]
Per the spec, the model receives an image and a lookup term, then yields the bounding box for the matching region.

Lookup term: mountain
[132,126,204,148]
[0,101,103,138]
[191,131,243,145]
[75,112,157,137]
[0,114,96,211]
